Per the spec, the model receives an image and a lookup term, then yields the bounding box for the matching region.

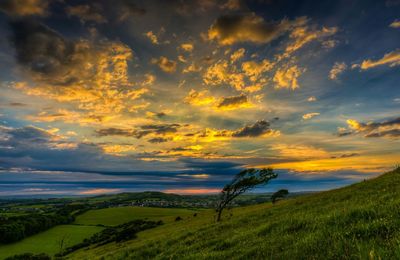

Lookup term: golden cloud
[341,118,400,138]
[359,50,400,70]
[302,112,320,120]
[145,31,159,44]
[180,43,194,52]
[271,144,330,159]
[230,48,245,63]
[284,25,338,56]
[184,89,216,106]
[241,59,274,82]
[390,19,400,28]
[152,56,177,73]
[273,65,305,90]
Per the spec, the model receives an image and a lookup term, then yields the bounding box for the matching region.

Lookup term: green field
[0,225,103,259]
[67,167,400,259]
[74,206,199,226]
[0,206,199,259]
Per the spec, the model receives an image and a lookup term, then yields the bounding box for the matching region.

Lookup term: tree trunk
[216,207,223,222]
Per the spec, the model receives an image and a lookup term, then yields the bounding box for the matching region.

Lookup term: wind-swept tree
[271,189,289,204]
[216,168,277,222]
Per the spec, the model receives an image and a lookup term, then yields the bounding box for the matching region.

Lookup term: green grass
[0,225,103,259]
[67,167,400,259]
[74,206,199,226]
[0,207,199,259]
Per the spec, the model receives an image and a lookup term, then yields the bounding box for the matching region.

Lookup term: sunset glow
[0,0,399,195]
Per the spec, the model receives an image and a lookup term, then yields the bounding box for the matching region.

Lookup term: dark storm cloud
[0,0,49,17]
[217,94,248,109]
[8,102,26,107]
[66,4,107,24]
[331,153,360,159]
[116,0,146,19]
[365,129,400,138]
[232,120,272,137]
[95,124,181,139]
[96,128,135,137]
[9,20,76,84]
[181,158,242,170]
[0,125,181,173]
[208,13,306,45]
[147,137,170,143]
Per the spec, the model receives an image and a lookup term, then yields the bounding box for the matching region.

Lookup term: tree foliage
[216,168,277,221]
[0,205,86,244]
[271,189,289,204]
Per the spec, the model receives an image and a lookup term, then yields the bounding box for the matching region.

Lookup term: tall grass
[69,167,400,259]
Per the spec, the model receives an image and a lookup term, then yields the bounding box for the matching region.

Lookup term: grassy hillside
[0,207,198,259]
[68,167,400,259]
[0,225,102,259]
[74,207,199,226]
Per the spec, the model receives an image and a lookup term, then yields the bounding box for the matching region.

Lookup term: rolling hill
[67,167,400,259]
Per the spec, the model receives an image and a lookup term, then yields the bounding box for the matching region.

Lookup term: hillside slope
[69,168,400,259]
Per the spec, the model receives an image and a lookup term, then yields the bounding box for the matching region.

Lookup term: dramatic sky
[0,0,399,196]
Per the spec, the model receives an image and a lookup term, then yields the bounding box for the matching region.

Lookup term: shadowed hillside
[67,167,400,259]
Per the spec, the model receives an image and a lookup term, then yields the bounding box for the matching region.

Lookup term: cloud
[101,144,136,155]
[10,20,77,83]
[141,73,156,86]
[116,0,146,20]
[144,31,159,44]
[95,128,135,137]
[182,63,202,73]
[273,65,305,90]
[232,120,278,137]
[230,48,245,63]
[331,153,360,159]
[152,56,177,73]
[180,43,194,52]
[307,96,317,102]
[358,50,400,70]
[184,89,216,106]
[207,13,304,45]
[241,59,274,82]
[338,117,400,138]
[0,125,80,161]
[8,20,146,119]
[203,60,244,90]
[302,113,320,120]
[66,4,107,23]
[271,144,329,159]
[329,62,347,80]
[25,109,119,125]
[284,25,338,56]
[220,0,242,10]
[147,137,170,143]
[0,0,49,17]
[96,124,182,139]
[390,19,400,28]
[216,94,253,110]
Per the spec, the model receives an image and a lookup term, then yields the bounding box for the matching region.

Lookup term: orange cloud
[152,56,177,73]
[274,65,305,90]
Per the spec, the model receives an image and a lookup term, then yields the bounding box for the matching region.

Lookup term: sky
[0,0,399,196]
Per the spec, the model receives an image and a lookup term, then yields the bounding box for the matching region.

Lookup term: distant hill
[67,167,400,259]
